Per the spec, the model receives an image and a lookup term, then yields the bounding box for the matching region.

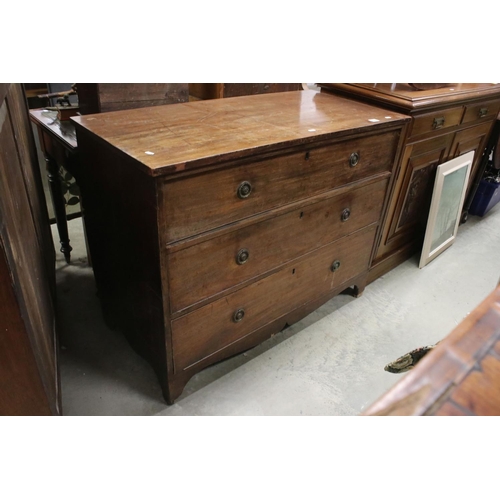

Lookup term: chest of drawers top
[72,90,409,177]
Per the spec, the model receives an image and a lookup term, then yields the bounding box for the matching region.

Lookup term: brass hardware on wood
[233,308,245,322]
[305,151,310,160]
[349,152,360,167]
[331,260,341,272]
[432,117,445,129]
[236,248,249,265]
[479,108,488,118]
[341,208,351,222]
[237,181,252,199]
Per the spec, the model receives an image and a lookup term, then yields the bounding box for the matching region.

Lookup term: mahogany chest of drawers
[72,90,409,403]
[319,84,500,281]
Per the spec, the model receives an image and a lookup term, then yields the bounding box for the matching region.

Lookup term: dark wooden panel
[0,84,59,415]
[74,128,170,396]
[222,83,302,98]
[9,86,56,289]
[98,83,189,111]
[0,242,52,415]
[77,83,189,114]
[76,83,99,115]
[189,83,302,100]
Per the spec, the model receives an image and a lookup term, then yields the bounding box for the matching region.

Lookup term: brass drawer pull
[432,117,445,129]
[237,181,252,199]
[331,260,341,272]
[305,151,310,160]
[479,108,488,118]
[349,152,360,167]
[236,248,249,265]
[233,308,245,323]
[341,208,351,222]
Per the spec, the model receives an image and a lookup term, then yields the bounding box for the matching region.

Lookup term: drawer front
[462,100,500,124]
[171,225,377,371]
[160,130,400,242]
[410,107,463,138]
[168,178,388,314]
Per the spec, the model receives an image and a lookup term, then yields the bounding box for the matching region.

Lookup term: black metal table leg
[45,155,72,263]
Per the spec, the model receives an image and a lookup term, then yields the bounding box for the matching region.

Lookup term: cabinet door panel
[449,122,493,200]
[374,134,453,263]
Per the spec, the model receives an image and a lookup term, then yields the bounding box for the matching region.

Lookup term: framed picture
[419,151,474,269]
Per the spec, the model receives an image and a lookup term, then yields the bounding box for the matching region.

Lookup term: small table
[30,109,79,263]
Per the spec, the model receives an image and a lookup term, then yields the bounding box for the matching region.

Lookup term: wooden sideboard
[72,90,409,403]
[319,84,500,281]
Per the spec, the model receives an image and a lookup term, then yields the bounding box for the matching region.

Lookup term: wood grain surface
[363,285,500,416]
[72,90,409,176]
[0,84,59,415]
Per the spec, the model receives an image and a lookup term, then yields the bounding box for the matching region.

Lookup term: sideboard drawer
[171,225,377,371]
[410,107,463,138]
[168,177,388,314]
[160,130,400,241]
[462,100,500,124]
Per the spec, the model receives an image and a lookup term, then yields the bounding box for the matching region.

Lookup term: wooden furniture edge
[362,285,500,415]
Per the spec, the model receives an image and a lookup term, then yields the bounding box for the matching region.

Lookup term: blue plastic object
[469,178,500,216]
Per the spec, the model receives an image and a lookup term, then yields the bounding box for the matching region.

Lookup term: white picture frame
[419,151,474,269]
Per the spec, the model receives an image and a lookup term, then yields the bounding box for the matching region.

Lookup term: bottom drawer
[171,224,377,371]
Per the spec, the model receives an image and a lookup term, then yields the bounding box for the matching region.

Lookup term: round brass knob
[331,260,341,272]
[349,152,360,167]
[237,181,252,199]
[236,248,249,265]
[341,208,351,222]
[233,308,245,322]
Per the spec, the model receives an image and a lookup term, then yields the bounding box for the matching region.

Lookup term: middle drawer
[168,177,388,314]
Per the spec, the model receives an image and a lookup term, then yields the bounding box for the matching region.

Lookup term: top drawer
[160,130,401,242]
[410,106,463,138]
[462,100,500,124]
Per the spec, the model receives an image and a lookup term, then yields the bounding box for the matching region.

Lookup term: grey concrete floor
[53,204,500,416]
